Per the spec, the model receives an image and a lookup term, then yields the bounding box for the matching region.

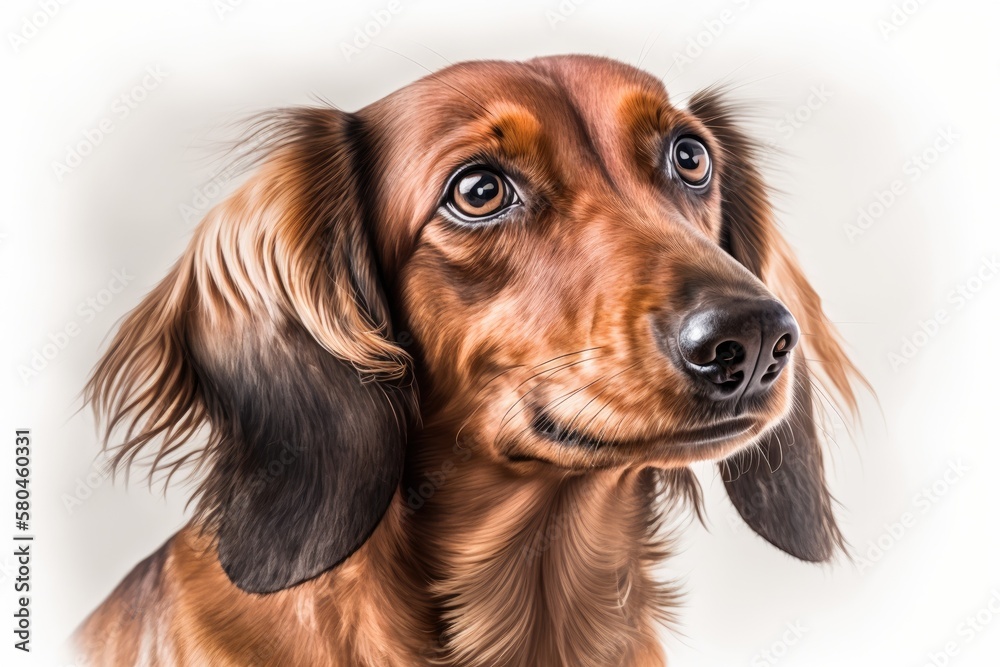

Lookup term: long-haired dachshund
[75,55,863,666]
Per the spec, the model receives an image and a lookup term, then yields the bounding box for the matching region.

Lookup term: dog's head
[89,55,863,594]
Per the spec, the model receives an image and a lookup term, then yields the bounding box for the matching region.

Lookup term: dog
[74,55,863,666]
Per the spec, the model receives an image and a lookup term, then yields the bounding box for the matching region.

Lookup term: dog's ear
[719,361,843,562]
[690,89,866,562]
[87,108,415,593]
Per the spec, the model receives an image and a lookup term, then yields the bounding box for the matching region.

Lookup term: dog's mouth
[531,411,757,450]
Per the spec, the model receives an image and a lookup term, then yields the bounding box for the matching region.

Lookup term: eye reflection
[446,167,518,222]
[671,137,711,187]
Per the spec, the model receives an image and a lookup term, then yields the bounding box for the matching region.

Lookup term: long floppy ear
[87,108,415,593]
[690,89,866,562]
[719,359,842,561]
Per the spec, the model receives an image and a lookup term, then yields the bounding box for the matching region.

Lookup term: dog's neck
[397,438,674,667]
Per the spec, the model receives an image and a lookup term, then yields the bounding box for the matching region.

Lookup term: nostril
[760,363,782,385]
[682,338,748,396]
[759,325,797,388]
[715,341,745,367]
[773,333,793,358]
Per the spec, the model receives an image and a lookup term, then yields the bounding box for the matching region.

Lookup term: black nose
[677,299,799,401]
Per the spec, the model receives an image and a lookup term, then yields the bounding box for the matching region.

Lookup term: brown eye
[446,167,518,222]
[671,136,711,187]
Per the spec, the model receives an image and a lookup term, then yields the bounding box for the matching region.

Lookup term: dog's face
[90,55,860,594]
[365,56,795,468]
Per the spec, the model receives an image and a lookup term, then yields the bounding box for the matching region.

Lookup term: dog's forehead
[366,55,674,148]
[527,54,672,115]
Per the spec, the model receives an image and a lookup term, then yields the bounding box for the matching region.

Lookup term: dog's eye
[671,136,711,188]
[445,167,519,222]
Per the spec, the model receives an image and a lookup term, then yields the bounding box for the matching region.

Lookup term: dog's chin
[523,410,773,469]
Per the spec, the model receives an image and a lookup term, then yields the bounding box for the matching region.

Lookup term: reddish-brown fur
[74,56,863,666]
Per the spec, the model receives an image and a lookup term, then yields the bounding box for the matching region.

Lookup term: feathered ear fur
[87,108,415,593]
[689,89,867,561]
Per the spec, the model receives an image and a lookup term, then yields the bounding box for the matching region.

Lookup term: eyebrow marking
[618,90,671,136]
[483,106,544,156]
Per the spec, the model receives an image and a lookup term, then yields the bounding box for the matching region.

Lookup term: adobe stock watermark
[17,269,134,384]
[7,0,72,53]
[245,440,310,495]
[179,132,267,224]
[62,441,309,516]
[51,65,169,182]
[179,164,239,223]
[212,0,246,21]
[545,0,588,30]
[750,620,808,667]
[844,126,958,243]
[61,600,147,667]
[852,459,969,572]
[888,255,998,371]
[61,464,111,515]
[519,510,579,564]
[339,0,403,62]
[919,589,1000,667]
[757,83,835,155]
[771,85,833,145]
[670,0,755,75]
[878,0,931,41]
[402,440,473,515]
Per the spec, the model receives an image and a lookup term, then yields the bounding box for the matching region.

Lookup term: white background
[2,0,998,665]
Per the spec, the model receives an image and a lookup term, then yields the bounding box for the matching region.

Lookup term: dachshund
[74,54,864,666]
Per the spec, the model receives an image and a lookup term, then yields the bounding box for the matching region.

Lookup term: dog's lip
[666,418,757,445]
[531,411,757,449]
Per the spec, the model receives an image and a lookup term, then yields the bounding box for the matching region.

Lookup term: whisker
[499,361,639,450]
[566,361,643,436]
[455,348,607,443]
[498,352,608,428]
